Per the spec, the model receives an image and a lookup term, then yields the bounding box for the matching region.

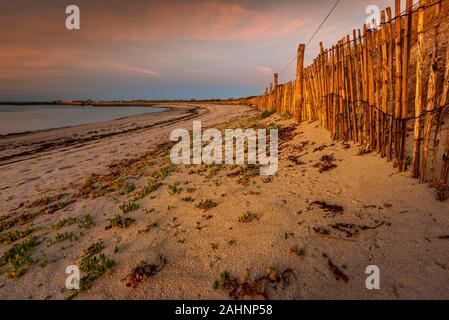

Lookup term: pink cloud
[0,1,307,45]
[168,3,308,41]
[0,45,159,80]
[256,66,273,75]
[102,62,159,77]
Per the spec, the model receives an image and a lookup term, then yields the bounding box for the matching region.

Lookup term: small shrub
[78,215,94,229]
[212,271,231,290]
[0,226,36,245]
[196,199,218,211]
[168,183,182,195]
[0,236,39,278]
[238,211,258,223]
[52,217,78,230]
[106,214,134,229]
[131,181,161,201]
[47,232,77,246]
[119,201,139,214]
[79,253,115,291]
[155,165,176,180]
[84,240,105,256]
[259,110,275,119]
[124,181,136,194]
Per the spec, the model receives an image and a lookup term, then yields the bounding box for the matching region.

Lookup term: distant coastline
[0,104,171,136]
[0,98,249,106]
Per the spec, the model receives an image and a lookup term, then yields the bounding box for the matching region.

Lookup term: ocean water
[0,104,168,135]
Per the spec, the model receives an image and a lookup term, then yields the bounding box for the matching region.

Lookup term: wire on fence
[322,92,449,121]
[278,0,341,76]
[276,0,446,78]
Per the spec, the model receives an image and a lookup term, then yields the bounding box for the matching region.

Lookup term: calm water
[0,104,168,135]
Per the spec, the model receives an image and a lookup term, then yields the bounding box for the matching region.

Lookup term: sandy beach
[1,103,448,300]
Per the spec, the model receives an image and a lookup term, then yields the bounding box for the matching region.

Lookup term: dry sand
[0,103,448,300]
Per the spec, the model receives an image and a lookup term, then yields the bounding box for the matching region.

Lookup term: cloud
[186,69,211,74]
[100,62,159,77]
[0,45,159,80]
[0,1,308,44]
[256,66,273,75]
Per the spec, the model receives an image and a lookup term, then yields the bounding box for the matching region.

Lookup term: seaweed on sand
[213,267,295,300]
[125,255,167,288]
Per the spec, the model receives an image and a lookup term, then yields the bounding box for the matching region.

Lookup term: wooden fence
[244,0,449,187]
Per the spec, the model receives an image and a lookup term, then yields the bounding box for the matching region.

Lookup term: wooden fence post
[421,1,441,182]
[262,87,268,110]
[433,37,449,183]
[412,1,425,178]
[441,45,449,181]
[375,26,382,153]
[332,45,337,138]
[394,0,403,166]
[347,34,357,143]
[381,11,388,157]
[273,73,279,112]
[294,44,305,123]
[400,0,413,171]
[386,7,395,162]
[362,26,369,145]
[367,28,375,148]
[325,48,330,130]
[355,29,363,143]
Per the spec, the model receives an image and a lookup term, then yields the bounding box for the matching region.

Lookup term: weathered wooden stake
[394,0,403,166]
[381,11,389,158]
[367,28,375,148]
[400,0,413,171]
[386,7,395,162]
[294,44,305,123]
[420,1,441,182]
[412,1,425,178]
[432,35,449,184]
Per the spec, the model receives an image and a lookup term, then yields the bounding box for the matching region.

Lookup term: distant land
[0,98,256,106]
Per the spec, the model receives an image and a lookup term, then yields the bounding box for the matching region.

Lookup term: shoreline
[0,104,172,139]
[0,104,202,166]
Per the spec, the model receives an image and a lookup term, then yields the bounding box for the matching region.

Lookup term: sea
[0,104,168,135]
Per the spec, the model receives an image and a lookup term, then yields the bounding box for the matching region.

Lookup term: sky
[0,0,415,101]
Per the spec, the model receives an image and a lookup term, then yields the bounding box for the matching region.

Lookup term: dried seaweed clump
[125,256,167,288]
[310,201,344,217]
[212,267,295,300]
[313,154,337,173]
